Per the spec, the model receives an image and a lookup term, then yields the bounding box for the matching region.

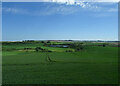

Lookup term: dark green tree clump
[35,47,52,52]
[41,41,44,43]
[69,43,84,51]
[66,50,73,52]
[102,43,108,47]
[47,41,51,43]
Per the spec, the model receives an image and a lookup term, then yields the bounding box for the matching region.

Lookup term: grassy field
[2,41,118,84]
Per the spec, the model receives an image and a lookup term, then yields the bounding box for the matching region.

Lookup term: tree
[69,43,84,52]
[103,43,108,47]
[41,41,44,43]
[47,41,50,43]
[35,47,39,52]
[35,47,42,52]
[66,50,73,52]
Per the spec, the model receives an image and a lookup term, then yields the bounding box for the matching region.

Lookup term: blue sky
[2,2,118,41]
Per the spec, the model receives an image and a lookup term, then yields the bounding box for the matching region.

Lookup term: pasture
[2,41,118,84]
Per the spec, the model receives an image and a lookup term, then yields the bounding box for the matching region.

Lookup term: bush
[24,48,32,50]
[35,47,42,52]
[66,50,73,52]
[47,41,51,43]
[35,47,52,52]
[41,41,44,43]
[69,43,84,51]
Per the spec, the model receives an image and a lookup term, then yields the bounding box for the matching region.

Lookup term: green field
[2,41,118,84]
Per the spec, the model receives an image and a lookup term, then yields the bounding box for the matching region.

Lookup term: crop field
[2,41,118,84]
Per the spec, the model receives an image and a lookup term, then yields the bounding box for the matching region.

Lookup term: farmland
[2,41,118,84]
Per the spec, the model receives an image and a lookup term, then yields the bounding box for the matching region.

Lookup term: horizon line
[1,39,119,42]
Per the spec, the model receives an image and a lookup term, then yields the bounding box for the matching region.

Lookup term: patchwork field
[2,41,118,84]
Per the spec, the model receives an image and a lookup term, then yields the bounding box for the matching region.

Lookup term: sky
[2,2,118,41]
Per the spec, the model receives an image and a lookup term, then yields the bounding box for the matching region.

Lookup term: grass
[2,45,118,84]
[41,46,74,52]
[2,42,44,50]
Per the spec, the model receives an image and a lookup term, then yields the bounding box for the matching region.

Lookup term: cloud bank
[2,0,120,2]
[2,1,118,17]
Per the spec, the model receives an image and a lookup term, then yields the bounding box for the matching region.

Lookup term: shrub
[66,50,73,52]
[41,41,44,43]
[69,43,84,51]
[35,47,52,52]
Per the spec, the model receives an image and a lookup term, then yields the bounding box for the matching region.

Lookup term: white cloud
[3,8,19,13]
[107,8,118,12]
[2,7,29,15]
[2,0,120,2]
[2,0,118,11]
[2,2,118,17]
